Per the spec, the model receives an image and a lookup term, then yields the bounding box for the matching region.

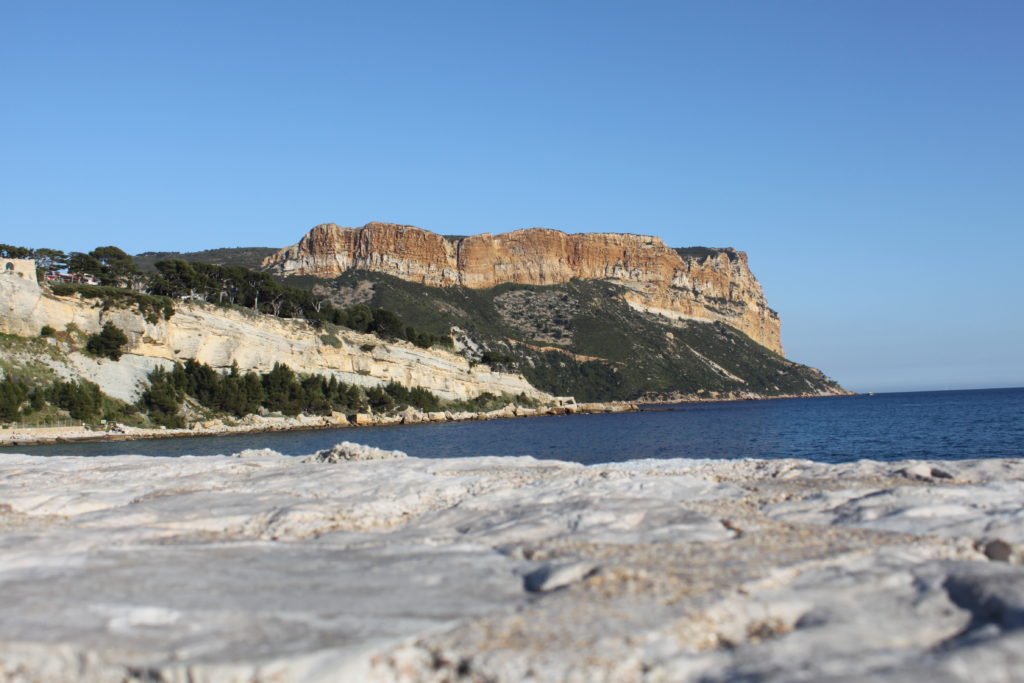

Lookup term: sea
[4,387,1022,464]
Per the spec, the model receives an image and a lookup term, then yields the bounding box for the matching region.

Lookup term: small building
[44,271,100,285]
[2,258,37,284]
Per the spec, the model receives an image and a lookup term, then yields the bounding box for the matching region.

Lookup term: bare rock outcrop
[264,222,784,353]
[0,273,549,403]
[303,441,407,463]
[0,452,1022,680]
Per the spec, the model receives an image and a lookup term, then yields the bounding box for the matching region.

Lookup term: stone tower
[2,258,38,284]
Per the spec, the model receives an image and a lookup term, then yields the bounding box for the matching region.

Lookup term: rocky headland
[263,222,784,354]
[0,448,1021,681]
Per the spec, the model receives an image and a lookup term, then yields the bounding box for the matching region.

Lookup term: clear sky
[2,1,1022,393]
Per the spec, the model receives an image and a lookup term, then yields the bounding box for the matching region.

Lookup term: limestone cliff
[0,274,547,403]
[263,223,784,354]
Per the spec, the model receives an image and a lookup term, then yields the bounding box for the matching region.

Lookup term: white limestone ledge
[0,452,1022,681]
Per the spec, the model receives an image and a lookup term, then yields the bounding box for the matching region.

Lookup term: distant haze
[2,2,1021,393]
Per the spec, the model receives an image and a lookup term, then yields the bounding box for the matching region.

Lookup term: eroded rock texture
[0,453,1021,681]
[0,274,545,403]
[263,223,784,353]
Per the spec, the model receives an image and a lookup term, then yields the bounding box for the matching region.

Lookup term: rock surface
[0,451,1022,681]
[263,223,784,353]
[0,274,547,402]
[303,441,407,463]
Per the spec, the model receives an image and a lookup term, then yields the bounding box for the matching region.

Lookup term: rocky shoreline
[0,400,639,447]
[0,388,858,448]
[636,389,858,405]
[0,448,1021,680]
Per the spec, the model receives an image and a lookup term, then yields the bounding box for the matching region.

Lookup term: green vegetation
[292,270,842,401]
[366,382,441,413]
[674,246,737,262]
[69,246,144,287]
[1,244,68,272]
[139,359,452,426]
[147,259,448,347]
[5,239,843,406]
[47,379,106,420]
[0,376,28,421]
[448,391,538,413]
[0,334,140,427]
[85,322,129,360]
[133,247,278,272]
[0,374,138,426]
[0,245,33,259]
[319,333,342,348]
[49,283,175,323]
[0,333,64,385]
[140,361,278,427]
[479,350,516,370]
[12,241,445,348]
[39,325,55,338]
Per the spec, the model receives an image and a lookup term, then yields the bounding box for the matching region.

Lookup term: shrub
[138,359,439,422]
[381,381,441,412]
[480,350,516,369]
[86,322,129,360]
[261,362,304,415]
[49,284,174,323]
[319,333,342,348]
[366,385,395,412]
[39,325,56,338]
[139,367,184,426]
[0,377,28,421]
[47,379,104,420]
[368,309,405,339]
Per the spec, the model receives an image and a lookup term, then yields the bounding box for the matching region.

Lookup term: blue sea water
[2,388,1022,464]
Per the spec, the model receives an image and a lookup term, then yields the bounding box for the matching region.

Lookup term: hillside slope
[134,247,276,272]
[0,273,547,405]
[263,222,784,354]
[286,271,846,402]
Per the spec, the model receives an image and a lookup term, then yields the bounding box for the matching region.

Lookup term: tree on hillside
[89,246,142,288]
[68,247,142,288]
[138,368,184,426]
[86,322,129,360]
[369,309,405,339]
[0,244,32,259]
[67,252,104,278]
[150,260,206,300]
[0,378,28,421]
[31,248,69,272]
[346,304,374,332]
[261,362,303,415]
[47,379,104,420]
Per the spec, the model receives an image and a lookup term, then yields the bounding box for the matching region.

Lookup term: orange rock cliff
[263,222,784,354]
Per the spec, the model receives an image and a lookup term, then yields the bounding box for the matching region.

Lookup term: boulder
[302,441,407,463]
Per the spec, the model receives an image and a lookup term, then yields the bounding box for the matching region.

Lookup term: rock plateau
[263,223,784,354]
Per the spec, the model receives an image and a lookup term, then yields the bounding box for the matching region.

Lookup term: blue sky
[2,1,1021,392]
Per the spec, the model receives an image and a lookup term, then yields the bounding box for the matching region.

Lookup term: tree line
[0,375,132,423]
[2,359,446,427]
[140,360,442,427]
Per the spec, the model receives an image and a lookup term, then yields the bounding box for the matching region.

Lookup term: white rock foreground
[0,450,1022,682]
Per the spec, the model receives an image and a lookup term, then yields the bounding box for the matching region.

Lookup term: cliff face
[0,274,547,403]
[264,223,784,354]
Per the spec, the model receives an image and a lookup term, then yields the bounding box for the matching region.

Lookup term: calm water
[3,388,1022,464]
